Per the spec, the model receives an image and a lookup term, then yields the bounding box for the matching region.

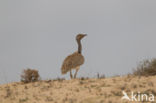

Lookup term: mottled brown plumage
[61,52,84,74]
[61,34,87,79]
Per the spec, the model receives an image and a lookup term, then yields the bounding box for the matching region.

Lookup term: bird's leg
[70,70,73,79]
[74,66,80,78]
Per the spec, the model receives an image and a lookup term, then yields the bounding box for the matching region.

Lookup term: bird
[61,34,87,79]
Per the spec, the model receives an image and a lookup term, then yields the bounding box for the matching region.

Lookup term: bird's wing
[61,52,84,74]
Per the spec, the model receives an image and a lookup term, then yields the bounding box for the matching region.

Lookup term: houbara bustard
[61,34,87,79]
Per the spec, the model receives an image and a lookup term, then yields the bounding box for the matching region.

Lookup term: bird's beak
[84,34,87,36]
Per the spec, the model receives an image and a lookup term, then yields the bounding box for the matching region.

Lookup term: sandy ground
[0,75,156,103]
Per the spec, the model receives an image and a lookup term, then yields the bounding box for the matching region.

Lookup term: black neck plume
[77,39,82,54]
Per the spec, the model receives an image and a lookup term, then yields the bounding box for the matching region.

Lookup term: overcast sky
[0,0,156,84]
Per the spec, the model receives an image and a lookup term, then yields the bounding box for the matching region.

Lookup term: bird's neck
[77,39,82,54]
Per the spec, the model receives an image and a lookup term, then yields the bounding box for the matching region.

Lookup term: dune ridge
[0,76,156,103]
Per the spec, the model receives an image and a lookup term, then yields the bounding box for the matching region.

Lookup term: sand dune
[0,75,156,103]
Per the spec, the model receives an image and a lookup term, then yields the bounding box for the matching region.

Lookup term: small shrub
[21,68,40,83]
[133,59,156,76]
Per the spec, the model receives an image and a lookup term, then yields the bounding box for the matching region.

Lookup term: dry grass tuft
[5,86,12,98]
[53,77,65,82]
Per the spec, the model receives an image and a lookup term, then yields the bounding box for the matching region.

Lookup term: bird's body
[61,52,84,74]
[61,34,87,79]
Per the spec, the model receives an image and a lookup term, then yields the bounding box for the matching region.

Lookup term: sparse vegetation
[53,77,65,82]
[131,83,137,89]
[79,80,85,85]
[0,72,156,103]
[5,86,12,98]
[133,58,156,76]
[19,97,29,103]
[79,77,89,80]
[97,73,105,79]
[21,68,40,83]
[111,90,122,96]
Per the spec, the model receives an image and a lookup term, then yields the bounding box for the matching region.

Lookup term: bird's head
[76,34,87,40]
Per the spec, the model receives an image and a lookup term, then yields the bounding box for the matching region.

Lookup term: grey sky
[0,0,156,84]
